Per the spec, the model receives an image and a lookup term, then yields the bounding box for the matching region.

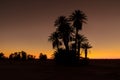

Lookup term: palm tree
[77,34,88,58]
[48,32,61,51]
[69,10,87,54]
[69,10,87,30]
[54,16,72,51]
[81,42,92,59]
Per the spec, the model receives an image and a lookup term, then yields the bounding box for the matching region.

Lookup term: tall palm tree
[77,34,88,58]
[81,42,92,59]
[69,10,87,54]
[55,16,72,51]
[69,10,87,30]
[48,32,61,51]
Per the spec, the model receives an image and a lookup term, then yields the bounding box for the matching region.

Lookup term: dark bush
[0,52,5,60]
[27,54,35,60]
[54,49,79,65]
[39,53,47,61]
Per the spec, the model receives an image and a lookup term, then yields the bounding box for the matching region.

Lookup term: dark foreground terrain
[0,59,120,80]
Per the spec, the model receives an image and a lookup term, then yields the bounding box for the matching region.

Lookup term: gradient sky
[0,0,120,59]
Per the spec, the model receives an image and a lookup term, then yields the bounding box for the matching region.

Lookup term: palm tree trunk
[75,29,78,56]
[66,43,69,52]
[63,40,69,52]
[57,44,59,51]
[78,41,81,58]
[85,48,87,59]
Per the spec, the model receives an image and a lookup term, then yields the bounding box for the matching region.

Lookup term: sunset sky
[0,0,120,59]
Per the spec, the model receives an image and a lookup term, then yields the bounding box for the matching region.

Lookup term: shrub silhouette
[54,49,78,65]
[11,52,21,60]
[27,54,35,60]
[39,53,47,61]
[21,51,27,60]
[0,52,5,60]
[9,51,32,60]
[9,53,14,60]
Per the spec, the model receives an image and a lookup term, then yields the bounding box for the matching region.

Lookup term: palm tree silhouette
[69,10,87,55]
[48,32,62,51]
[77,34,88,58]
[54,16,72,51]
[81,42,92,59]
[49,10,92,64]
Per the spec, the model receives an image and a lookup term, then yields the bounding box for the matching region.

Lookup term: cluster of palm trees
[48,10,92,62]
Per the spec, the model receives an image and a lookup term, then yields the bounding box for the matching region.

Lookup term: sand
[0,59,120,80]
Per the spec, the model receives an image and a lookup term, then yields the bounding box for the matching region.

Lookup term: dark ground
[0,59,120,80]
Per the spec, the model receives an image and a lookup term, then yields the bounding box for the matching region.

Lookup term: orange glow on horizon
[1,48,120,59]
[1,49,54,59]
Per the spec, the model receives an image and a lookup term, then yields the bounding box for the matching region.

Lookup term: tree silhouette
[9,51,27,60]
[81,42,92,59]
[9,53,14,60]
[48,32,61,51]
[69,10,87,57]
[27,54,35,60]
[0,52,5,60]
[49,10,92,64]
[77,34,88,58]
[20,51,27,60]
[55,16,72,51]
[39,53,47,61]
[14,52,21,60]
